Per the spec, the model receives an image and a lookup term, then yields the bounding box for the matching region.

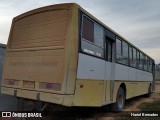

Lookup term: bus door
[104,37,115,103]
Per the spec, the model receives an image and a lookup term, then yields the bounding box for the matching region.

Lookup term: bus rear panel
[1,3,79,106]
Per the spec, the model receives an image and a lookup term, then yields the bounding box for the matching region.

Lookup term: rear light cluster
[39,82,61,91]
[4,80,61,91]
[23,81,35,89]
[4,79,19,86]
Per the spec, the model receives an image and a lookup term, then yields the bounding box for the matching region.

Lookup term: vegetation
[116,100,160,120]
[138,100,160,111]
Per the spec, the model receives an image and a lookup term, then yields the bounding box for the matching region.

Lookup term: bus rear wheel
[111,87,125,112]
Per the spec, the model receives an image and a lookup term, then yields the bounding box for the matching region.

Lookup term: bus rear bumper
[1,86,74,106]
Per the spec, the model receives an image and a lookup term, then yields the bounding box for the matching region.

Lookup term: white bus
[1,3,155,112]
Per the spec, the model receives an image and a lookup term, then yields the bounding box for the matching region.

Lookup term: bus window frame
[78,10,154,74]
[79,12,105,60]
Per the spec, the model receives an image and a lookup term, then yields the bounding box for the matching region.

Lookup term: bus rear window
[82,16,94,42]
[81,15,104,58]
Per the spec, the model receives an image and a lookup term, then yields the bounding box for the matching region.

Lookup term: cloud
[0,16,12,43]
[143,47,160,64]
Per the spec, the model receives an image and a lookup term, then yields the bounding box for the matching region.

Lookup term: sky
[0,0,160,63]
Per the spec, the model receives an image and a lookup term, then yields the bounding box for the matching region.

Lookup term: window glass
[122,41,129,65]
[81,15,104,58]
[137,51,140,62]
[129,46,137,67]
[129,46,133,59]
[123,41,128,58]
[116,38,122,55]
[137,50,140,69]
[116,39,128,65]
[149,59,152,72]
[132,48,137,68]
[139,52,144,70]
[94,23,104,47]
[82,16,94,42]
[146,57,150,71]
[116,38,123,64]
[144,56,147,71]
[133,48,137,61]
[81,39,104,57]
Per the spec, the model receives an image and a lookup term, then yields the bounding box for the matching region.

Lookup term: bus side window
[81,15,104,58]
[137,50,140,69]
[129,46,134,67]
[139,52,144,70]
[149,59,152,72]
[122,41,129,65]
[82,16,94,42]
[133,48,137,68]
[116,38,129,65]
[129,46,133,60]
[116,38,122,63]
[144,55,147,71]
[147,57,150,72]
[94,23,104,48]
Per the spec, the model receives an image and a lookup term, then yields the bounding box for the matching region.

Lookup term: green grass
[138,100,160,111]
[116,100,160,120]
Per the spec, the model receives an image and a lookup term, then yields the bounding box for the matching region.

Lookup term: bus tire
[146,84,152,97]
[111,87,125,112]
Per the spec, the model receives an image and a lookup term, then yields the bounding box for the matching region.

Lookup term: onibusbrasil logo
[2,112,42,117]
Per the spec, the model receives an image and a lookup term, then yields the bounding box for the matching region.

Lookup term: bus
[1,3,155,112]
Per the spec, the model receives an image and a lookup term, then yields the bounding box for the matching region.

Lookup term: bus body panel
[73,79,104,106]
[112,81,151,102]
[112,63,152,101]
[115,64,153,82]
[3,50,65,84]
[75,53,106,106]
[77,53,105,80]
[63,4,79,94]
[1,3,79,105]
